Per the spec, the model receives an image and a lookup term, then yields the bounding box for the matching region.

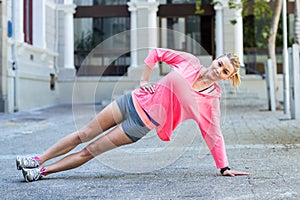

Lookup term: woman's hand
[140,81,156,94]
[222,169,250,177]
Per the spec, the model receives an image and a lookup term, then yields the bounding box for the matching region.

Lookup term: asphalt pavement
[0,102,299,200]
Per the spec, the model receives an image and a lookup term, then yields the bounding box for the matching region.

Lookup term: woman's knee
[80,142,104,158]
[80,147,93,158]
[76,127,95,143]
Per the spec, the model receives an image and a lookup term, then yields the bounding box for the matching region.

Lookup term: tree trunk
[267,0,282,109]
[295,0,300,44]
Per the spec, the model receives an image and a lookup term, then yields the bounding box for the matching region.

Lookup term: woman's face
[206,56,235,81]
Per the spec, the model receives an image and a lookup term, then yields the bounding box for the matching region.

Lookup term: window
[23,0,33,44]
[74,17,130,76]
[104,0,129,5]
[158,0,211,4]
[74,0,129,6]
[74,3,130,76]
[158,3,213,55]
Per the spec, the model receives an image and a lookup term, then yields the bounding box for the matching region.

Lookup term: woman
[17,48,250,182]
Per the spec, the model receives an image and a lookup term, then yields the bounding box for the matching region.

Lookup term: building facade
[0,0,78,112]
[0,0,296,113]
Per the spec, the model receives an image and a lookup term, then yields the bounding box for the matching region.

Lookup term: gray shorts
[116,93,151,142]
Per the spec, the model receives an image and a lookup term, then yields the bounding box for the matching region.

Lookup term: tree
[267,0,282,109]
[234,0,282,109]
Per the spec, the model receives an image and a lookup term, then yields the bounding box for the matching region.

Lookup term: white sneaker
[16,156,40,170]
[22,167,43,182]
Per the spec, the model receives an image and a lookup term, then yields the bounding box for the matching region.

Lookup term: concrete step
[222,91,266,107]
[220,81,266,107]
[221,98,267,107]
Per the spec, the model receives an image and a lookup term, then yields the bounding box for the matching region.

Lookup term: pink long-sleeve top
[132,48,229,169]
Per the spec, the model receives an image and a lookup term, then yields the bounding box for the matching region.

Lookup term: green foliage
[228,0,243,25]
[253,0,272,19]
[195,0,205,15]
[241,0,273,48]
[194,0,286,48]
[243,16,255,47]
[241,0,249,17]
[228,0,242,10]
[230,19,237,25]
[242,0,272,18]
[210,1,222,7]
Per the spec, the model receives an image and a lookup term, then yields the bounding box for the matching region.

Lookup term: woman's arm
[200,126,250,176]
[140,65,152,85]
[139,65,155,94]
[140,48,184,94]
[144,48,195,71]
[140,48,196,93]
[198,101,250,176]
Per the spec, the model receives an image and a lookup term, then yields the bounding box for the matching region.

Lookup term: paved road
[0,103,299,200]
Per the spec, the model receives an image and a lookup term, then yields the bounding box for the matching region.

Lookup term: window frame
[23,0,33,44]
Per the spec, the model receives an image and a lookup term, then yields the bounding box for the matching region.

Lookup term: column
[214,1,224,57]
[128,1,138,68]
[147,0,159,49]
[233,0,244,66]
[33,0,46,48]
[12,0,24,42]
[0,0,8,112]
[63,0,76,69]
[127,0,159,68]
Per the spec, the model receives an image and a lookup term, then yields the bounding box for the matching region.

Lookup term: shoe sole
[22,169,30,182]
[16,158,22,170]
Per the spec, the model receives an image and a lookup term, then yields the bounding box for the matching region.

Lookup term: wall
[0,1,8,112]
[58,76,139,105]
[12,43,58,110]
[3,0,60,112]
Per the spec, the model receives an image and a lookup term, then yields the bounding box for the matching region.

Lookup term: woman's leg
[43,125,132,174]
[38,101,123,165]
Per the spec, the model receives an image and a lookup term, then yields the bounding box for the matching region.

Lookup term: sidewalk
[0,103,299,200]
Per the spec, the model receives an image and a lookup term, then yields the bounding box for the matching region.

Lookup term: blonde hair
[224,53,241,90]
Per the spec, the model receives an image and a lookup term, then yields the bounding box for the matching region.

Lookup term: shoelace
[29,168,42,180]
[23,157,38,167]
